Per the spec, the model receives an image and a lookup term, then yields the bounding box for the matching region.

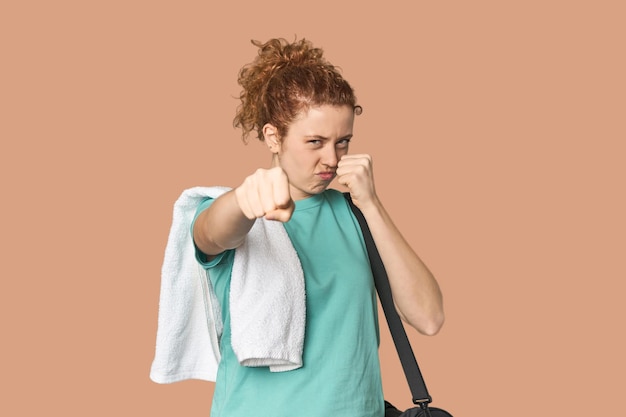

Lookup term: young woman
[192,37,444,417]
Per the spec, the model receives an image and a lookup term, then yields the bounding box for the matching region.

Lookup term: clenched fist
[234,167,295,222]
[336,154,377,209]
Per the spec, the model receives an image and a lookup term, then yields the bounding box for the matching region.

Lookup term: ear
[262,123,281,153]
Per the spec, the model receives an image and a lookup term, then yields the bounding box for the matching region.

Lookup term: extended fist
[235,167,295,222]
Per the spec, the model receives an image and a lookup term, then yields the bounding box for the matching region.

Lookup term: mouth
[317,171,335,181]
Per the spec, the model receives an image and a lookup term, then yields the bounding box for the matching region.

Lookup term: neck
[270,153,280,168]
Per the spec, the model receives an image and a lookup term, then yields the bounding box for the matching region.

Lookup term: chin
[311,183,331,193]
[293,186,322,200]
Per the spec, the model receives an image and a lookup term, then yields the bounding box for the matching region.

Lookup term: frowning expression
[266,105,355,201]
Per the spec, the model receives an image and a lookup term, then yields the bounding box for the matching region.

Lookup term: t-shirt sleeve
[191,197,230,269]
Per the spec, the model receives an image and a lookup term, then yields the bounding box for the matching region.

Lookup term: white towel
[150,186,305,384]
[150,186,228,383]
[231,217,305,372]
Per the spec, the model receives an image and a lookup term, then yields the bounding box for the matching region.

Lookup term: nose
[322,144,339,168]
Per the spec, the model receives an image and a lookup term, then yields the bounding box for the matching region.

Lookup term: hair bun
[252,38,325,74]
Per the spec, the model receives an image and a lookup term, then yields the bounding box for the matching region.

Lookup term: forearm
[192,189,255,256]
[360,199,445,335]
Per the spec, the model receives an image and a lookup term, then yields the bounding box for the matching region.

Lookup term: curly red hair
[233,37,362,143]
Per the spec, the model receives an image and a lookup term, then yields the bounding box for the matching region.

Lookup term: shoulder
[321,189,358,227]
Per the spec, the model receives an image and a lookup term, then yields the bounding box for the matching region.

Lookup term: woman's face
[269,104,355,201]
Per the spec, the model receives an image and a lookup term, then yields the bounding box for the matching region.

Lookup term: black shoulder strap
[344,193,432,405]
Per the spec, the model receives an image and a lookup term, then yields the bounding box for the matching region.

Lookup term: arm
[337,155,445,335]
[192,189,255,256]
[193,167,294,257]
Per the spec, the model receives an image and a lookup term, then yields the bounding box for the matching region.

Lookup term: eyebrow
[304,134,353,141]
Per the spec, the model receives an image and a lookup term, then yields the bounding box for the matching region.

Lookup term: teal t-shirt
[194,189,384,417]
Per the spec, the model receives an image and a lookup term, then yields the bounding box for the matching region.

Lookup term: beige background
[2,1,624,415]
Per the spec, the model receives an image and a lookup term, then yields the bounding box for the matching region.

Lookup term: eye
[336,138,351,148]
